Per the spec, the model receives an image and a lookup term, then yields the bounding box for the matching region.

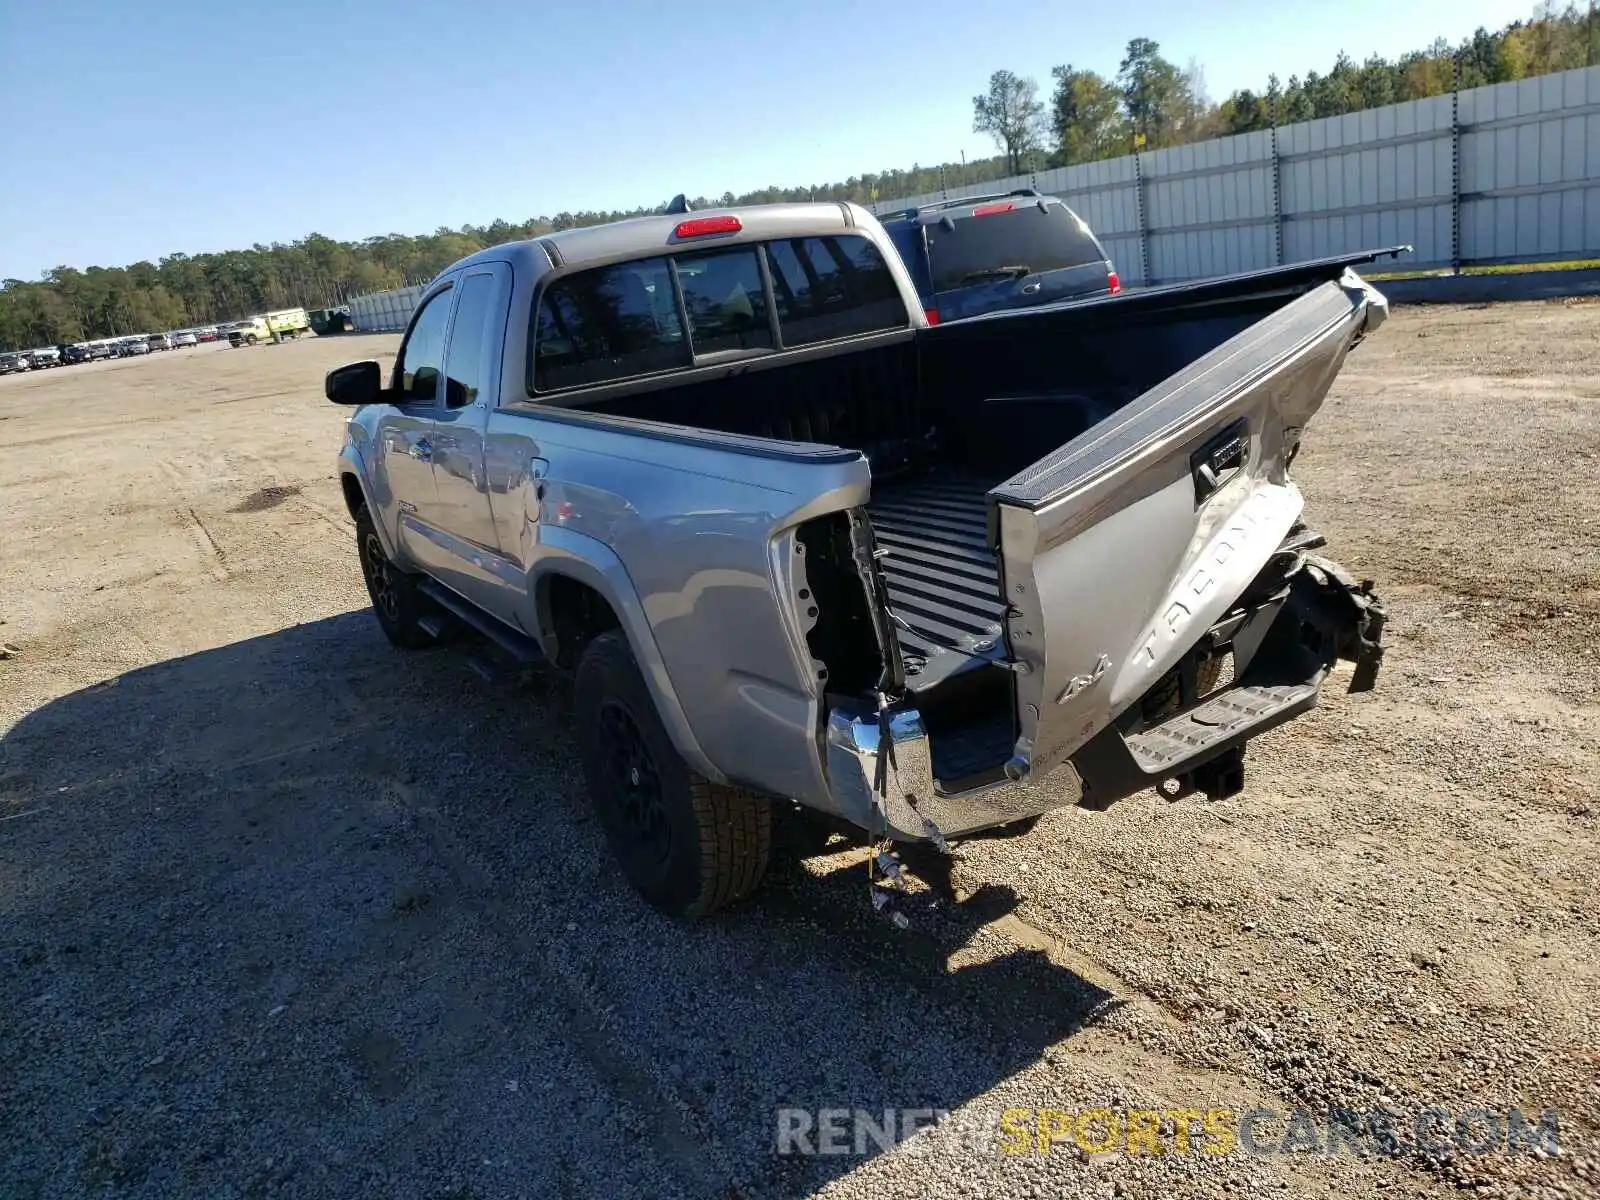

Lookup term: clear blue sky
[0,0,1540,277]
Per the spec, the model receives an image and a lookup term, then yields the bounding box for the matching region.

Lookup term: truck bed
[864,473,1007,693]
[577,251,1395,795]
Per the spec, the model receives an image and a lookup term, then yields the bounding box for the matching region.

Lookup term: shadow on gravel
[1,613,1113,1200]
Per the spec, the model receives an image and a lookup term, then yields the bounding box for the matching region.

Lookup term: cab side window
[396,285,453,403]
[443,273,497,408]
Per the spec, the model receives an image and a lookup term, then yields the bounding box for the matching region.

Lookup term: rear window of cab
[531,233,907,392]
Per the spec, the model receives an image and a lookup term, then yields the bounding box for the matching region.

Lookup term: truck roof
[440,201,868,282]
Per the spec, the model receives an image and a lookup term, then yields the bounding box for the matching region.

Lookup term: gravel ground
[1,303,1596,1200]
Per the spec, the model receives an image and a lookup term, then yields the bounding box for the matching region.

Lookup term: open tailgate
[991,271,1387,782]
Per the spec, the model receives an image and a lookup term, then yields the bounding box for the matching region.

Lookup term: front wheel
[354,506,434,649]
[574,631,771,918]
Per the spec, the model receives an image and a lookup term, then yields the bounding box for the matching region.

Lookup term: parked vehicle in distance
[27,347,62,369]
[171,330,198,347]
[63,341,111,363]
[310,306,354,335]
[326,201,1397,920]
[119,337,150,357]
[879,189,1120,324]
[0,351,29,374]
[146,333,172,352]
[229,307,311,347]
[196,326,220,342]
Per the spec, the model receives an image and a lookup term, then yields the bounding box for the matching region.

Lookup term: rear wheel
[354,506,434,649]
[575,631,771,917]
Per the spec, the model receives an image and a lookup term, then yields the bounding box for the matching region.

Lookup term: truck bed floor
[865,473,1008,692]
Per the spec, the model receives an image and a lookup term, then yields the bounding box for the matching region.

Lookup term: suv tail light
[674,215,741,238]
[923,307,941,325]
[1107,270,1121,295]
[970,202,1015,218]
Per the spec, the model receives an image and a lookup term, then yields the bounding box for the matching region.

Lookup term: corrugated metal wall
[348,284,424,333]
[873,66,1599,284]
[1459,68,1600,264]
[347,65,1598,323]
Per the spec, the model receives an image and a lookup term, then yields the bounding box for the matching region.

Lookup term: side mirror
[326,360,382,406]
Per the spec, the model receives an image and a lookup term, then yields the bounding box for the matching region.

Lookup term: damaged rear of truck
[812,258,1390,844]
[333,203,1396,917]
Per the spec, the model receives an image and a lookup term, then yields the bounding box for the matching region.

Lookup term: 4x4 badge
[1057,654,1111,705]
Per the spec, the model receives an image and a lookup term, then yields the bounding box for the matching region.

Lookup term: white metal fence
[872,66,1599,285]
[346,65,1599,327]
[347,284,425,333]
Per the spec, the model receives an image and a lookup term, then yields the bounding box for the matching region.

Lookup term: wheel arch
[337,447,399,561]
[529,529,723,785]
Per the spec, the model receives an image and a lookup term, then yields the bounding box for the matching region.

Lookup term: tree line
[975,2,1597,171]
[2,2,1595,351]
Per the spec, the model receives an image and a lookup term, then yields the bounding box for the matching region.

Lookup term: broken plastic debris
[891,912,910,930]
[267,1005,286,1018]
[871,887,891,912]
[921,817,951,854]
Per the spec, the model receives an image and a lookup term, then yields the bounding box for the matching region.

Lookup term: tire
[574,631,771,918]
[246,334,258,346]
[354,506,434,649]
[1142,655,1225,723]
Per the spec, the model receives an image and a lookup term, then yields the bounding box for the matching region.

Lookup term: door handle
[411,437,433,463]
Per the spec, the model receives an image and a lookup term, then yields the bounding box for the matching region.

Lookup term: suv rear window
[925,204,1103,293]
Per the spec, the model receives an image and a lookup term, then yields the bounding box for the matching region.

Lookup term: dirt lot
[2,304,1597,1200]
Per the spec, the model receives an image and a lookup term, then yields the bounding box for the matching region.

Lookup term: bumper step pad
[1125,681,1320,774]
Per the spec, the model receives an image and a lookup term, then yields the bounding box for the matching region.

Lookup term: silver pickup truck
[327,202,1393,918]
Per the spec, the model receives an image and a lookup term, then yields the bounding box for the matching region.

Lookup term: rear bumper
[824,543,1384,840]
[825,705,1085,841]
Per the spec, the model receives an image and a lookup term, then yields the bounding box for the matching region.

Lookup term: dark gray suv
[879,189,1119,323]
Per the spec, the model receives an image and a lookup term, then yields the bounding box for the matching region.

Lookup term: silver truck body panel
[993,274,1387,782]
[479,405,873,807]
[342,208,924,812]
[335,201,1392,841]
